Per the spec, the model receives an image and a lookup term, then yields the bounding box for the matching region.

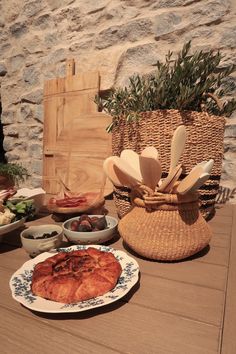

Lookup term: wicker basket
[118,188,212,261]
[112,109,225,220]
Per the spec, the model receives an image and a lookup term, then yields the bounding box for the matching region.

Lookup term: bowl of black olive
[62,214,118,245]
[20,224,63,257]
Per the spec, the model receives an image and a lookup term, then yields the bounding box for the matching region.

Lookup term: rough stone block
[23,66,40,85]
[34,105,44,123]
[9,22,27,37]
[28,126,43,140]
[154,12,182,38]
[1,110,15,125]
[8,54,25,73]
[31,159,43,175]
[28,143,43,158]
[95,18,153,49]
[0,63,7,76]
[21,89,43,104]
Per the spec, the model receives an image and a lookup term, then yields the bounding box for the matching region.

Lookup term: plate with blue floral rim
[9,245,140,313]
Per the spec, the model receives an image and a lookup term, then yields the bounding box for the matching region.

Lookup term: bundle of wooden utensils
[103,125,214,197]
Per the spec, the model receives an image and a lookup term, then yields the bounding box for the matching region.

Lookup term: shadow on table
[122,240,210,264]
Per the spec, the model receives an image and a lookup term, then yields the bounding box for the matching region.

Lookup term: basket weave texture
[112,109,225,220]
[118,190,212,261]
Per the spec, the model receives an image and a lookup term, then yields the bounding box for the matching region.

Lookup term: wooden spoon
[103,157,125,187]
[192,159,214,174]
[141,146,159,160]
[139,156,162,191]
[169,125,187,172]
[164,166,183,193]
[188,172,210,193]
[176,166,204,195]
[103,157,141,189]
[159,164,182,192]
[110,155,142,185]
[120,149,142,181]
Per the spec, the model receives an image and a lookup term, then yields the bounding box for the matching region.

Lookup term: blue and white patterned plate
[9,245,139,313]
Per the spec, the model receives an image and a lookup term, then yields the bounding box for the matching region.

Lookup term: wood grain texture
[43,60,113,198]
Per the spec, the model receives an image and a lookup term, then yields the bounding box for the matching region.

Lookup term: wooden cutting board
[43,59,113,199]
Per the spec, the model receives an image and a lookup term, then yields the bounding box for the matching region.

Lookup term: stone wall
[0,0,235,198]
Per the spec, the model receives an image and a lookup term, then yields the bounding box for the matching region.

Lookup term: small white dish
[20,224,63,257]
[62,215,118,245]
[9,245,140,313]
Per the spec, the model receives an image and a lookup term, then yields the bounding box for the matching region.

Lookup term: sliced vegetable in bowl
[5,199,36,221]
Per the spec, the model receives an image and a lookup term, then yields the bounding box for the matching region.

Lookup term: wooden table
[0,200,235,354]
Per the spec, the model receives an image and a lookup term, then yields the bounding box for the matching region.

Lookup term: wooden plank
[221,205,236,354]
[1,261,221,354]
[130,273,225,326]
[0,307,120,354]
[194,245,229,267]
[215,205,234,217]
[0,269,221,354]
[209,216,232,235]
[1,259,225,327]
[43,62,112,197]
[210,232,231,249]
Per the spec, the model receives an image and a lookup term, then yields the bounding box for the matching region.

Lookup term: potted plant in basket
[95,41,236,219]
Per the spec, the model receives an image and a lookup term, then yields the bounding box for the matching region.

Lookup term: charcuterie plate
[47,195,105,215]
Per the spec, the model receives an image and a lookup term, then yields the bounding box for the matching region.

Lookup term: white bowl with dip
[20,224,63,257]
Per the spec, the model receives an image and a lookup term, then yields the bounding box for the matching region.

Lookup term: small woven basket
[118,187,212,261]
[112,109,225,220]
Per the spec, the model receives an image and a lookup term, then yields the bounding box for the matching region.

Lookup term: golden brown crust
[31,247,122,303]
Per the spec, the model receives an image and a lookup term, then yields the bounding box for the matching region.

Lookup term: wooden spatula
[120,149,142,181]
[103,156,141,189]
[141,146,159,160]
[176,166,204,195]
[188,172,210,193]
[139,156,162,191]
[110,156,142,186]
[169,125,187,172]
[159,164,182,192]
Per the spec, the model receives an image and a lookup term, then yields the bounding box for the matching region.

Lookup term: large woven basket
[118,189,212,261]
[112,109,225,220]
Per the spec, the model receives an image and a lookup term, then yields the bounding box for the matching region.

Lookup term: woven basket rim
[118,109,226,120]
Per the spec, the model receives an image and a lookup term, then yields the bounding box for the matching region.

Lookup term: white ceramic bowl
[62,215,118,245]
[20,224,63,257]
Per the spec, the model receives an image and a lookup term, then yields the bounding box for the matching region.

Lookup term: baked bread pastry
[31,247,122,303]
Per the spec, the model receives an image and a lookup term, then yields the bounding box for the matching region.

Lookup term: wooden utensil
[188,172,210,193]
[192,159,214,174]
[120,149,142,181]
[159,164,182,192]
[108,156,142,188]
[141,146,159,160]
[169,125,187,172]
[164,166,183,193]
[103,157,125,187]
[139,156,162,191]
[176,166,204,195]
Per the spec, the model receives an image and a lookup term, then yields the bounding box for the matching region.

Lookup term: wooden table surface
[0,200,235,354]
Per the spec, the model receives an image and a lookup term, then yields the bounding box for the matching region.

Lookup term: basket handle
[201,93,223,112]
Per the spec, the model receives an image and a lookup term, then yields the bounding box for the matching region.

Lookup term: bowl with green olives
[62,214,118,245]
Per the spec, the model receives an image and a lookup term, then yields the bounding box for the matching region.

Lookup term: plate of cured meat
[47,191,105,214]
[9,245,140,313]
